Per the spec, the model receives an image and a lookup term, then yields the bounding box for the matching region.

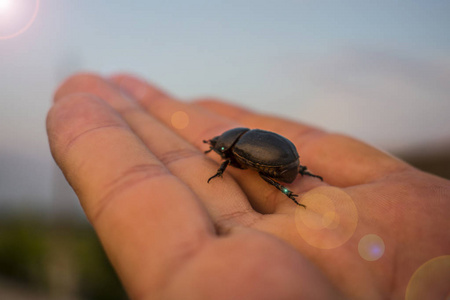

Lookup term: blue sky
[0,0,449,213]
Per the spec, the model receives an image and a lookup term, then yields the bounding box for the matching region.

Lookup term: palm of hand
[47,73,450,299]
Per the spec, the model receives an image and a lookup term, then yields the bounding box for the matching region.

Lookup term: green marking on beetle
[282,187,289,194]
[220,147,225,151]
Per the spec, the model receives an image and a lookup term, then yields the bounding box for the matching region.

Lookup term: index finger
[47,93,214,298]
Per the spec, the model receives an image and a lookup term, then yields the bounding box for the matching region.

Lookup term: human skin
[47,73,450,300]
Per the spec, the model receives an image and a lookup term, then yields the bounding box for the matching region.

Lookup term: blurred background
[0,0,449,299]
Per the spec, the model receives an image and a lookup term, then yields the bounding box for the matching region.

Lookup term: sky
[0,0,449,215]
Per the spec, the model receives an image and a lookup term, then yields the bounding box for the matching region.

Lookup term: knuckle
[158,148,203,167]
[47,94,126,159]
[91,163,170,224]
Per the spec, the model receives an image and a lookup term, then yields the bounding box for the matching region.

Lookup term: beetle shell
[234,129,299,166]
[204,127,323,207]
[233,129,300,183]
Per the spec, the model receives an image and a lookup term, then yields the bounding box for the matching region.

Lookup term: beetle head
[203,136,219,153]
[203,127,250,158]
[203,136,230,158]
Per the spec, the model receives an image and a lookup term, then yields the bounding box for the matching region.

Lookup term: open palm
[47,73,450,300]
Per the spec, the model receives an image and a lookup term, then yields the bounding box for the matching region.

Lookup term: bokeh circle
[405,255,450,300]
[295,186,358,249]
[171,111,190,129]
[358,234,385,261]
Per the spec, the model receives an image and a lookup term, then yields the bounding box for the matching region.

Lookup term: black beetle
[203,128,323,207]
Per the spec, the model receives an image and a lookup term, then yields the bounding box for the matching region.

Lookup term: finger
[195,99,411,187]
[108,74,326,213]
[108,73,234,149]
[47,93,214,298]
[55,73,260,228]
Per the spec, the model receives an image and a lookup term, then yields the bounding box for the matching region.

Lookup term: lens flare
[295,186,358,249]
[358,234,385,261]
[171,111,189,129]
[0,0,39,39]
[0,0,12,12]
[406,255,450,300]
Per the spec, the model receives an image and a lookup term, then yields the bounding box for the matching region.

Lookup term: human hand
[47,73,450,300]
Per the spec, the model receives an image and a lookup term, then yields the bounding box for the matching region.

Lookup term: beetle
[203,127,323,207]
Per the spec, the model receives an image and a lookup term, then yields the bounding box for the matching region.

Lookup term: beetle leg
[299,165,323,181]
[207,159,231,183]
[203,140,213,154]
[259,173,305,208]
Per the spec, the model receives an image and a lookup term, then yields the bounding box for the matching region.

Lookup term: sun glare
[0,0,39,39]
[0,0,12,13]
